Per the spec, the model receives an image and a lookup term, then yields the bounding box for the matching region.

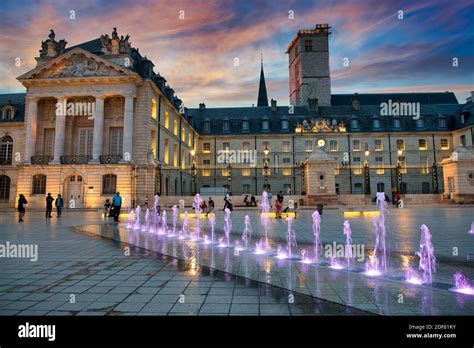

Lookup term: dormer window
[416,118,425,129]
[1,105,15,120]
[350,118,359,130]
[461,114,465,124]
[223,119,230,131]
[438,116,447,128]
[372,117,381,130]
[203,119,211,133]
[281,119,289,131]
[262,118,269,131]
[242,119,249,132]
[392,118,401,129]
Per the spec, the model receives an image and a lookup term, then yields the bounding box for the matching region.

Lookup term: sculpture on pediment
[50,54,108,78]
[39,29,68,58]
[100,28,132,55]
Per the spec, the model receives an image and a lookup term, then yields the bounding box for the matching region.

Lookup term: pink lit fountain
[451,272,474,295]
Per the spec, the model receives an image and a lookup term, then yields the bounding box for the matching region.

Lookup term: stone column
[51,96,67,164]
[24,96,38,164]
[90,96,105,163]
[122,95,134,162]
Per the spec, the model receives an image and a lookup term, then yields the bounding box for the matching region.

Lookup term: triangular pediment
[17,47,138,81]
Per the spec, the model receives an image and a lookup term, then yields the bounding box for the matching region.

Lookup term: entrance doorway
[66,175,83,208]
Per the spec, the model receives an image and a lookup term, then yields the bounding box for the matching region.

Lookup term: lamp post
[364,143,370,195]
[227,163,232,191]
[263,145,269,190]
[191,149,196,195]
[431,162,439,194]
[396,149,403,194]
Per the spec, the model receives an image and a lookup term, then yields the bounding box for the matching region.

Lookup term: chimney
[271,98,277,111]
[199,103,206,110]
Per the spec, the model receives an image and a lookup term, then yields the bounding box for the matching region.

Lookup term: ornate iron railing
[30,156,53,165]
[60,155,91,165]
[99,155,122,164]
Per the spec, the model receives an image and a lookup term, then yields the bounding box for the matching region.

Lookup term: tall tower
[257,55,269,107]
[287,24,331,106]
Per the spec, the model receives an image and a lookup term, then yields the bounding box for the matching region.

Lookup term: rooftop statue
[100,28,132,55]
[39,29,68,58]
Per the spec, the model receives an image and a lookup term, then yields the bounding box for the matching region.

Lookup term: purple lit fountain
[223,208,232,247]
[180,211,189,239]
[193,194,203,241]
[343,220,353,268]
[416,224,436,285]
[142,208,151,232]
[468,222,474,235]
[133,205,141,230]
[159,210,168,235]
[171,205,178,236]
[451,272,474,295]
[312,211,322,263]
[241,215,252,250]
[126,210,135,228]
[260,190,270,250]
[365,192,388,276]
[209,212,216,244]
[285,216,297,259]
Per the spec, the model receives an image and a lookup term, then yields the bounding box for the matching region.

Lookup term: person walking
[112,192,122,222]
[277,190,284,205]
[17,194,27,222]
[206,197,215,217]
[45,193,54,218]
[55,194,64,218]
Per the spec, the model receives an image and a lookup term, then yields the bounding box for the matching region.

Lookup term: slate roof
[331,92,459,105]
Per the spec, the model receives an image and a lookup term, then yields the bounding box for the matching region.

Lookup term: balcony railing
[100,155,122,164]
[30,156,53,165]
[60,155,91,165]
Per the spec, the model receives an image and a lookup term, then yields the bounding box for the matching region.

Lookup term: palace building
[1,25,473,209]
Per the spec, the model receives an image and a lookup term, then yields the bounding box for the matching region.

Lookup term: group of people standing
[17,193,64,222]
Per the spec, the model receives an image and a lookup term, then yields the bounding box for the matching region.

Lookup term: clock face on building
[317,139,326,148]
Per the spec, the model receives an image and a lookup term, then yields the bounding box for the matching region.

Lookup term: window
[282,141,290,152]
[164,112,169,128]
[181,149,185,169]
[0,175,10,200]
[438,117,447,128]
[461,114,465,124]
[32,174,46,195]
[352,140,361,151]
[41,129,55,157]
[281,119,289,130]
[419,139,427,150]
[350,119,359,129]
[262,119,269,131]
[243,184,251,193]
[223,120,230,131]
[1,106,14,120]
[274,154,280,174]
[223,142,230,151]
[283,158,291,176]
[151,129,157,155]
[375,156,384,174]
[203,159,211,165]
[151,98,157,119]
[354,183,363,194]
[203,143,211,153]
[0,136,13,165]
[393,118,401,129]
[242,120,249,131]
[353,157,362,175]
[372,118,381,129]
[440,138,449,150]
[109,128,123,156]
[460,135,466,147]
[329,140,338,152]
[102,174,117,195]
[173,120,178,136]
[374,139,383,151]
[304,39,312,51]
[202,169,211,177]
[188,133,192,147]
[173,144,178,167]
[376,183,385,193]
[242,142,250,151]
[164,139,169,164]
[420,156,429,174]
[396,139,405,151]
[305,140,313,152]
[222,166,231,176]
[203,121,210,133]
[242,168,251,176]
[79,128,93,158]
[181,127,186,142]
[416,118,425,129]
[283,184,292,194]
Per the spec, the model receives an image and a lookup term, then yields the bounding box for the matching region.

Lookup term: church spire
[257,53,269,107]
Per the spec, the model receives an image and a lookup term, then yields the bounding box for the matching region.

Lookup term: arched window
[102,174,117,194]
[1,106,15,120]
[32,174,46,195]
[0,175,10,200]
[0,136,13,165]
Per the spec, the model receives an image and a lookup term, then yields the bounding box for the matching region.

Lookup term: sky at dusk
[0,0,473,107]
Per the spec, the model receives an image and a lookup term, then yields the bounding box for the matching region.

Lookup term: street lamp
[227,163,232,191]
[263,145,269,189]
[396,149,403,194]
[364,143,370,195]
[191,149,196,195]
